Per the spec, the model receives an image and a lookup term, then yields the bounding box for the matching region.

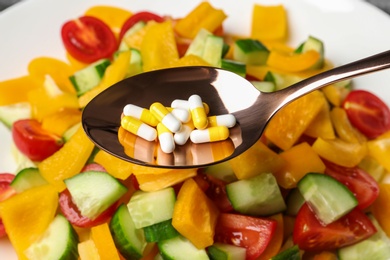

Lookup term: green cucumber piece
[221,59,246,78]
[64,170,127,219]
[158,235,209,260]
[285,188,305,216]
[298,173,358,225]
[295,35,324,69]
[127,187,176,229]
[251,81,276,92]
[110,204,147,260]
[62,123,80,142]
[143,219,179,242]
[10,167,48,193]
[233,39,269,65]
[69,59,111,96]
[271,245,300,260]
[24,214,79,260]
[226,172,286,216]
[0,102,31,128]
[203,161,237,183]
[264,71,303,90]
[185,28,213,57]
[207,243,246,260]
[202,35,224,67]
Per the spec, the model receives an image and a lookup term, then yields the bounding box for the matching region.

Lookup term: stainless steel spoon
[82,50,390,168]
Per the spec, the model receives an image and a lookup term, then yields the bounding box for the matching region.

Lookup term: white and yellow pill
[190,126,230,144]
[157,123,175,153]
[150,102,182,133]
[123,104,159,127]
[171,99,210,114]
[208,114,236,128]
[121,116,157,142]
[167,107,191,123]
[188,94,208,130]
[174,121,194,145]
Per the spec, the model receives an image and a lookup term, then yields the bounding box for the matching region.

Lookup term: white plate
[1,0,390,258]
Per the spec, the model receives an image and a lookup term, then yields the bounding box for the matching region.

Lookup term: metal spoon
[82,50,390,168]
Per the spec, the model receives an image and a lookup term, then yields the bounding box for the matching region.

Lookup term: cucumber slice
[185,28,213,57]
[233,39,269,65]
[298,173,358,225]
[202,35,224,67]
[226,172,286,216]
[0,102,31,128]
[251,81,276,92]
[295,35,324,69]
[69,59,111,96]
[285,188,305,216]
[207,243,246,260]
[10,167,48,193]
[143,219,179,242]
[221,59,246,78]
[264,71,303,90]
[64,170,128,219]
[158,235,209,260]
[203,161,237,183]
[271,245,300,260]
[110,204,147,260]
[127,187,176,229]
[24,214,79,260]
[62,123,80,142]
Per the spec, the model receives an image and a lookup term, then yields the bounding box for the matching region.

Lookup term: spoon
[82,50,390,168]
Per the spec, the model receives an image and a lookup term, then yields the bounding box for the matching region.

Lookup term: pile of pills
[120,94,237,153]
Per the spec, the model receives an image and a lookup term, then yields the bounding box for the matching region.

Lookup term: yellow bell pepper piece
[78,50,131,108]
[0,185,58,260]
[78,238,100,260]
[257,214,284,260]
[66,52,88,71]
[41,107,81,136]
[267,50,320,72]
[367,130,390,172]
[265,90,324,150]
[304,94,335,139]
[312,137,367,167]
[91,223,121,260]
[274,142,326,189]
[169,54,211,67]
[38,125,95,191]
[135,169,197,192]
[0,76,39,106]
[174,2,227,39]
[93,149,133,180]
[251,4,287,41]
[372,183,390,237]
[229,140,285,180]
[330,107,367,143]
[141,21,179,71]
[172,178,219,249]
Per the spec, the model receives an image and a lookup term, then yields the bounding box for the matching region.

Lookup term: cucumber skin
[143,219,179,243]
[271,245,300,260]
[10,167,48,193]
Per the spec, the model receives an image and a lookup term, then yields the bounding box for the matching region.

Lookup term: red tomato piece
[61,16,117,63]
[293,203,377,251]
[202,174,233,213]
[214,213,277,260]
[0,173,16,237]
[342,90,390,139]
[324,160,379,209]
[12,119,64,162]
[119,11,165,40]
[59,189,117,228]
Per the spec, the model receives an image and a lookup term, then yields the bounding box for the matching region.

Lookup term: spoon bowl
[82,50,390,168]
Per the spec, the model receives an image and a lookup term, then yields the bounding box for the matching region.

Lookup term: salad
[1,1,390,260]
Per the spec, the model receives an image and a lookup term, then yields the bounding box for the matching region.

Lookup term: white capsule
[150,102,182,133]
[190,126,230,144]
[121,116,157,142]
[189,94,208,130]
[171,99,190,110]
[174,122,194,145]
[123,104,159,126]
[208,114,236,128]
[157,123,175,153]
[169,107,191,123]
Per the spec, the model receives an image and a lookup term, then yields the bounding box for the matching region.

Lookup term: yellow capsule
[171,99,210,114]
[157,123,175,153]
[150,102,182,133]
[208,114,236,128]
[188,94,208,130]
[190,126,230,144]
[121,116,157,142]
[123,104,159,126]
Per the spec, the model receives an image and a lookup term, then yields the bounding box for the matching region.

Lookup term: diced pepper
[141,21,179,71]
[229,140,285,179]
[312,137,367,167]
[66,52,88,71]
[172,178,219,249]
[312,251,338,260]
[330,107,367,144]
[91,223,121,260]
[251,4,287,41]
[265,90,324,150]
[266,50,320,72]
[41,107,82,136]
[123,22,152,50]
[372,183,390,237]
[274,142,325,189]
[38,125,95,191]
[174,2,227,39]
[0,76,39,106]
[169,54,211,67]
[304,95,335,139]
[93,149,133,180]
[257,213,284,260]
[78,239,100,260]
[0,185,58,260]
[367,130,390,172]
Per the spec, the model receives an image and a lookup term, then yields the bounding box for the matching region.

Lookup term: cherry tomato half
[214,213,277,260]
[0,173,16,237]
[12,119,64,162]
[342,90,390,139]
[293,203,377,251]
[119,11,165,40]
[61,16,117,63]
[324,160,379,210]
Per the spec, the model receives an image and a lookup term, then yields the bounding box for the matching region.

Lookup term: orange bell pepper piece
[0,185,58,260]
[78,238,100,260]
[174,2,227,39]
[93,149,134,180]
[257,214,284,260]
[172,178,219,249]
[66,52,88,71]
[267,50,320,72]
[330,107,367,144]
[367,130,390,172]
[274,142,325,189]
[41,107,81,136]
[372,183,390,237]
[251,4,287,41]
[91,223,121,260]
[38,125,95,191]
[0,76,39,106]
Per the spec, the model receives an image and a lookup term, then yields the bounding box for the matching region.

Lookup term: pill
[123,104,159,127]
[188,94,208,130]
[167,107,191,123]
[121,116,157,142]
[174,121,194,145]
[171,99,210,114]
[150,102,182,133]
[190,126,230,144]
[157,123,175,153]
[208,114,236,128]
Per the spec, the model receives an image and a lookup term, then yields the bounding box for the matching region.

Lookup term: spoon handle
[274,49,390,109]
